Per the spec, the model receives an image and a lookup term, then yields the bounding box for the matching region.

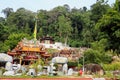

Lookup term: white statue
[67,68,73,75]
[47,66,50,75]
[63,63,68,75]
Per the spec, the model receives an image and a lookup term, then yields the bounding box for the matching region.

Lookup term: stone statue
[62,63,68,75]
[67,68,73,75]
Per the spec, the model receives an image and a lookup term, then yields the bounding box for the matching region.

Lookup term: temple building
[7,38,51,65]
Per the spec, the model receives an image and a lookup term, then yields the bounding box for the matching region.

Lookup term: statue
[62,63,68,75]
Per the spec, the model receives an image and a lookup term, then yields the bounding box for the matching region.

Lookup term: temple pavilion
[7,38,51,65]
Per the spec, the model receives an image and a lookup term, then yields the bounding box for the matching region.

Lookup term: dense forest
[0,0,120,60]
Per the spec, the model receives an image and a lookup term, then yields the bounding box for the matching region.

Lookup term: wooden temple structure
[7,38,51,65]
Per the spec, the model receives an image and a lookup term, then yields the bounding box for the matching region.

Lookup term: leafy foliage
[68,61,78,67]
[90,0,110,23]
[0,33,31,52]
[96,10,120,53]
[79,39,112,64]
[103,62,120,71]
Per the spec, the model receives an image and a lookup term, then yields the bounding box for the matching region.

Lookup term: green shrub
[68,61,78,67]
[103,62,120,71]
[83,48,112,64]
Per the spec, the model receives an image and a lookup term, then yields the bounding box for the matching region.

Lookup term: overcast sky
[0,0,115,17]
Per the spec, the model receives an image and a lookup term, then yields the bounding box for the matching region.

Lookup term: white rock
[0,53,13,62]
[28,68,36,76]
[5,62,13,71]
[3,71,15,76]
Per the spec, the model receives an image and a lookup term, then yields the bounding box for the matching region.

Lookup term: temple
[7,38,51,65]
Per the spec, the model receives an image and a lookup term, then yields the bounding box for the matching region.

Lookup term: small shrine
[40,35,54,44]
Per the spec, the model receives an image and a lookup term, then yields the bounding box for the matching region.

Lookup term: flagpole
[33,15,38,44]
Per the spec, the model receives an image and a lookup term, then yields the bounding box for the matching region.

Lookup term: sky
[0,0,115,17]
